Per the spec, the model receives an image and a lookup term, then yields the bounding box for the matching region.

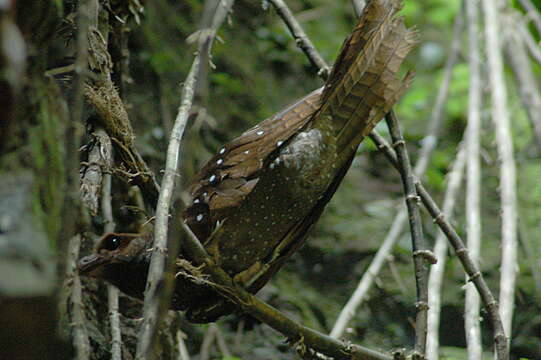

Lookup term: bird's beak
[78,254,108,275]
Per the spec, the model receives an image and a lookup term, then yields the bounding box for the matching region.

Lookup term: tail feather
[315,0,416,154]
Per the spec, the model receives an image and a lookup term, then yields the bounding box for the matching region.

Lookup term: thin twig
[464,1,483,359]
[385,110,431,357]
[135,56,201,360]
[517,18,541,64]
[267,0,331,78]
[368,132,509,360]
[505,12,541,153]
[67,235,91,360]
[331,3,464,339]
[518,0,541,35]
[177,329,191,360]
[482,0,518,351]
[179,223,392,360]
[98,129,122,360]
[426,138,467,360]
[214,324,232,357]
[65,1,92,357]
[200,325,217,360]
[135,2,234,358]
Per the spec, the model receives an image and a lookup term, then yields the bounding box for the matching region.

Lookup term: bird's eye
[107,237,120,250]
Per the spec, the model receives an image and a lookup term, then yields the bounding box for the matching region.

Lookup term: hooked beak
[78,254,108,275]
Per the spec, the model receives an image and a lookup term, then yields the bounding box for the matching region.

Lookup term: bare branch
[179,223,392,360]
[426,138,467,360]
[518,0,541,35]
[135,56,201,360]
[482,0,518,351]
[368,132,509,360]
[136,2,234,358]
[67,235,91,360]
[176,328,191,360]
[267,0,331,78]
[385,110,431,357]
[517,18,541,64]
[464,1,483,358]
[97,130,122,360]
[505,12,541,153]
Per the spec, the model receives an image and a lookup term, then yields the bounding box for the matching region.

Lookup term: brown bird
[79,0,415,323]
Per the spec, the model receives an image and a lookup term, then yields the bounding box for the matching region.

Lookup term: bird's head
[78,233,151,298]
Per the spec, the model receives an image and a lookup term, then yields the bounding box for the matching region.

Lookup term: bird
[78,0,415,323]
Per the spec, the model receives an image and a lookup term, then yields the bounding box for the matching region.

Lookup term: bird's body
[79,0,415,323]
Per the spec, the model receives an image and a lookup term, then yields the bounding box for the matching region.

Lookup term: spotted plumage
[79,0,416,323]
[183,0,415,322]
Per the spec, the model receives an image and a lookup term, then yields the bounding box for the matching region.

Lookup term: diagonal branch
[135,1,234,359]
[368,131,509,360]
[505,12,541,153]
[332,3,464,338]
[426,135,467,360]
[135,56,200,360]
[518,0,541,35]
[179,223,392,360]
[264,3,508,358]
[267,0,330,78]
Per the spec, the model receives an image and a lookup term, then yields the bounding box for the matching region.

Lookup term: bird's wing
[184,89,322,241]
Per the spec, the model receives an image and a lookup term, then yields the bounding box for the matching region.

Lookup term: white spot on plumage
[277,140,283,146]
[244,150,250,154]
[257,130,264,136]
[209,174,217,183]
[216,159,223,165]
[193,198,200,204]
[196,214,204,222]
[219,147,226,154]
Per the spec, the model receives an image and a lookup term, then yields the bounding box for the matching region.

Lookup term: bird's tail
[315,0,416,153]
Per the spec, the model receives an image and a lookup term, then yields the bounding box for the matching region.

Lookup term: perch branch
[180,223,391,360]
